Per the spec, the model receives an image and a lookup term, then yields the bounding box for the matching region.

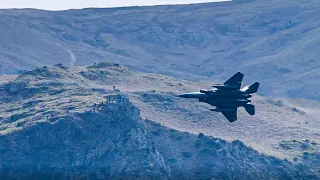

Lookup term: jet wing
[221,108,238,122]
[223,72,244,90]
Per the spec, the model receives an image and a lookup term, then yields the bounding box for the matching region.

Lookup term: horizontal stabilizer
[244,104,255,115]
[224,72,244,89]
[242,82,260,94]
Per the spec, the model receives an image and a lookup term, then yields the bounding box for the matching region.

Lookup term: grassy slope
[0,75,18,85]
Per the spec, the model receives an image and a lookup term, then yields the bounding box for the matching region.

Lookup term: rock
[0,96,170,179]
[4,81,27,94]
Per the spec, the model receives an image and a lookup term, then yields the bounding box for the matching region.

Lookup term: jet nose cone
[178,94,187,98]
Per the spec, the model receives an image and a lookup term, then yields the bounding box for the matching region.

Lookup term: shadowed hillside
[1,0,320,99]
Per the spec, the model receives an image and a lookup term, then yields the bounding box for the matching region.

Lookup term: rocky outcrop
[0,97,170,179]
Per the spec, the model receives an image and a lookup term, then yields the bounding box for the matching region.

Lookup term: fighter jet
[178,72,259,122]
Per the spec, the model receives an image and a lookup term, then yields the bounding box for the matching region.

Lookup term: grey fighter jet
[179,72,259,122]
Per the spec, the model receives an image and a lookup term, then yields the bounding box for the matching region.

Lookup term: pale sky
[0,0,229,10]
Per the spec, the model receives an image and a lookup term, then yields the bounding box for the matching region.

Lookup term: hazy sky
[0,0,228,10]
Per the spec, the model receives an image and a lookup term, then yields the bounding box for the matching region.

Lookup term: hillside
[0,75,18,85]
[1,63,319,177]
[1,0,320,100]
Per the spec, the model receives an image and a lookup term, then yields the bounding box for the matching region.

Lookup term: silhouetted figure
[92,103,97,112]
[67,109,69,115]
[113,86,116,91]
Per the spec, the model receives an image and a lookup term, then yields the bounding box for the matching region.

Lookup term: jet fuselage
[179,90,252,99]
[178,72,260,122]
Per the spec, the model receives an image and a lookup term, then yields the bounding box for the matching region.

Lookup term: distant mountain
[0,63,318,179]
[1,0,320,99]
